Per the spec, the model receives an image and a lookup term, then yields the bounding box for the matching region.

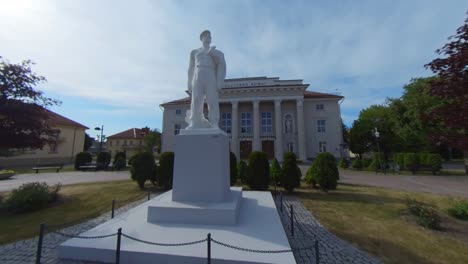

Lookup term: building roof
[107,128,150,139]
[46,109,89,129]
[304,91,344,99]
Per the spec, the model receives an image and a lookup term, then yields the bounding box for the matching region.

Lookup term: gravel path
[0,193,381,264]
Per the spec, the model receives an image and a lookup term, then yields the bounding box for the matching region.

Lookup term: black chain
[122,233,207,246]
[211,238,293,253]
[51,230,117,239]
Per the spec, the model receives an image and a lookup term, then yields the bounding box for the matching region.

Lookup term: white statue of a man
[186,30,226,130]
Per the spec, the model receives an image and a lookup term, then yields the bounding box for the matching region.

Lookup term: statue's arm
[187,50,195,93]
[217,52,226,90]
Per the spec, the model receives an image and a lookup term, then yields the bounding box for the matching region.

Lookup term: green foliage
[270,158,282,185]
[150,163,158,186]
[230,152,238,185]
[74,152,92,170]
[351,159,363,170]
[83,133,93,151]
[368,152,384,171]
[130,152,155,189]
[362,159,372,168]
[143,128,161,153]
[405,198,441,230]
[306,152,339,191]
[113,152,126,165]
[281,152,301,192]
[404,153,419,173]
[247,151,270,190]
[427,154,442,174]
[158,152,174,190]
[338,158,349,169]
[97,152,111,167]
[113,157,126,171]
[5,182,61,213]
[419,152,430,166]
[237,160,248,184]
[393,153,405,168]
[448,200,468,220]
[348,119,373,158]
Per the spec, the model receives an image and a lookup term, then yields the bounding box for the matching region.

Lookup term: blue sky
[1,0,466,139]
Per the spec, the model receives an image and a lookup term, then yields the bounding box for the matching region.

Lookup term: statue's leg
[206,81,219,128]
[190,78,204,128]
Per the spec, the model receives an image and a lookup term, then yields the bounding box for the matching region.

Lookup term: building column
[274,100,283,161]
[296,99,307,161]
[231,101,239,159]
[252,100,261,151]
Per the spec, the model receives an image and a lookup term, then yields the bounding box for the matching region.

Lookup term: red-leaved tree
[425,14,468,173]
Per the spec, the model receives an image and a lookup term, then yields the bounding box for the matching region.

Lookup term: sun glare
[0,0,36,18]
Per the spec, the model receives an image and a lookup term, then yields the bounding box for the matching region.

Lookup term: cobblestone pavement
[276,194,382,264]
[1,193,381,264]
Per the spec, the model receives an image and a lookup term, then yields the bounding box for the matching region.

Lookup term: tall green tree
[348,119,373,159]
[143,128,161,153]
[425,14,468,173]
[0,57,60,155]
[83,133,94,151]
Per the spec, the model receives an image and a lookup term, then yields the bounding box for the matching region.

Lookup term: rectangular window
[221,112,232,133]
[317,120,326,133]
[175,109,182,115]
[109,140,113,146]
[316,104,324,110]
[319,141,327,152]
[49,143,58,153]
[174,124,181,135]
[261,112,272,134]
[287,142,294,152]
[240,112,252,134]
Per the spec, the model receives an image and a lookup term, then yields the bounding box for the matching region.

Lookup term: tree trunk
[464,150,468,175]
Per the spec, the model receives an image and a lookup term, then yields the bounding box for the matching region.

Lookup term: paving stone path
[0,194,381,264]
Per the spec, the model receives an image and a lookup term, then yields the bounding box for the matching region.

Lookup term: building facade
[106,128,150,158]
[161,77,344,161]
[0,110,88,167]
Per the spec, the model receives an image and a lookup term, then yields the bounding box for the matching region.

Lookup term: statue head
[200,30,211,45]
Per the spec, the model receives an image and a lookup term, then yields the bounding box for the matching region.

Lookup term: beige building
[0,110,88,167]
[161,76,345,161]
[106,128,149,158]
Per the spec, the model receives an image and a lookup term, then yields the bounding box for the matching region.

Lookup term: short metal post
[35,223,45,264]
[290,205,294,237]
[207,233,211,264]
[111,200,115,219]
[315,240,320,264]
[147,191,151,201]
[116,228,122,264]
[280,192,283,212]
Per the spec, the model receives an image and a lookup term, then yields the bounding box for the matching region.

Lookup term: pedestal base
[148,187,242,225]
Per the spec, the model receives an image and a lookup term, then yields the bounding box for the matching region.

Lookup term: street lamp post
[95,125,104,154]
[373,127,385,175]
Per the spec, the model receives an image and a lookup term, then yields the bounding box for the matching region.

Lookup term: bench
[32,163,64,174]
[78,163,107,171]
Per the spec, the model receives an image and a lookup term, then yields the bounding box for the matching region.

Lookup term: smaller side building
[106,128,149,158]
[0,110,88,167]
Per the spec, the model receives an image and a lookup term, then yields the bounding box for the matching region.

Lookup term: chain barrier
[50,230,117,239]
[122,233,207,247]
[211,238,293,254]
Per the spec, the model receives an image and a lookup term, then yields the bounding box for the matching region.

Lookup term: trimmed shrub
[237,160,248,184]
[338,158,349,169]
[393,153,405,169]
[113,157,126,171]
[97,152,111,168]
[247,151,270,190]
[427,154,442,174]
[130,152,155,189]
[74,152,92,170]
[419,152,430,166]
[230,152,238,185]
[281,152,301,192]
[404,153,419,174]
[5,182,52,213]
[351,159,363,170]
[448,200,468,220]
[362,159,372,168]
[306,152,339,191]
[113,152,126,166]
[270,158,282,186]
[158,152,174,190]
[406,198,441,229]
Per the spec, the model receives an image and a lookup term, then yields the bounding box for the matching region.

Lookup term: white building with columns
[160,76,344,161]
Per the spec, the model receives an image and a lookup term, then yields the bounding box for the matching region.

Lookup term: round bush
[5,182,51,213]
[247,151,270,190]
[307,152,339,191]
[270,158,282,186]
[113,151,126,166]
[113,157,126,171]
[237,160,248,184]
[281,152,301,192]
[351,159,363,170]
[97,152,111,168]
[130,152,155,189]
[427,153,442,174]
[230,152,238,185]
[74,152,92,170]
[158,152,174,190]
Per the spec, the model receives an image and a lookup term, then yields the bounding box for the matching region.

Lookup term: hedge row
[393,152,442,174]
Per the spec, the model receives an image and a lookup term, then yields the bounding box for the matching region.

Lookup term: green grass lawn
[295,184,468,264]
[0,180,160,245]
[343,167,467,176]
